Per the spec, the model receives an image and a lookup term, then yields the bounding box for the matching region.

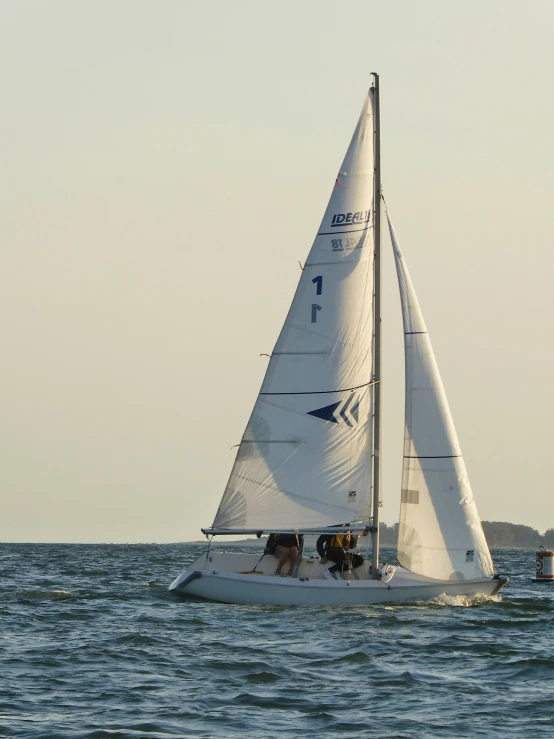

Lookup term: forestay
[388,215,494,581]
[212,91,377,531]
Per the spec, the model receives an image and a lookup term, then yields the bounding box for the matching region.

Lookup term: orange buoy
[533,546,554,582]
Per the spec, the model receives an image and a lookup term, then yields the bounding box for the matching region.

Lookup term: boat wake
[429,592,503,608]
[5,588,73,601]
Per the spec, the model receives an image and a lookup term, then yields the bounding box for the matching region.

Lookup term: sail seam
[272,351,328,356]
[403,455,461,459]
[318,226,372,236]
[260,381,376,396]
[405,331,427,335]
[305,259,371,267]
[241,440,300,444]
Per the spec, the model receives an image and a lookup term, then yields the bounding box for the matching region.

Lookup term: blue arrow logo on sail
[350,396,360,423]
[339,393,354,427]
[307,401,341,424]
[307,394,359,426]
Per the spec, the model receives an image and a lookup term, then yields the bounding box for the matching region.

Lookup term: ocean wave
[1,543,553,739]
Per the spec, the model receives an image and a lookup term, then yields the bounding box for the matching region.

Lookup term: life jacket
[329,533,353,550]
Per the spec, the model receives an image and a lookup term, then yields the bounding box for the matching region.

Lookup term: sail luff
[387,213,494,581]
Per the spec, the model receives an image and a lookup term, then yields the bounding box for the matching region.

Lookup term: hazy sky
[2,1,553,543]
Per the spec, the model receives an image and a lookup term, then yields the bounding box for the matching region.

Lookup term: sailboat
[169,75,507,606]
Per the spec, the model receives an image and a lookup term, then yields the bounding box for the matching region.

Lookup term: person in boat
[317,527,364,579]
[265,533,304,577]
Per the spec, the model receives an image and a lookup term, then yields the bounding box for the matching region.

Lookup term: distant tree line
[378,521,554,549]
[481,521,554,549]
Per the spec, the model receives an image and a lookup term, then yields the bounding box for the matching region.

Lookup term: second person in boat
[317,528,364,579]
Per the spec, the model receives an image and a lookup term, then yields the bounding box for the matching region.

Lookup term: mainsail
[388,215,494,581]
[212,91,377,531]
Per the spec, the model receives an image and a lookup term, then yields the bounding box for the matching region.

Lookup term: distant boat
[170,75,508,605]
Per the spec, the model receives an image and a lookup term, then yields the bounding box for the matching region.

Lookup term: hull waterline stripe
[260,380,376,396]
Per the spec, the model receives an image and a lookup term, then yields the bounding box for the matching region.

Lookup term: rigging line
[260,380,377,396]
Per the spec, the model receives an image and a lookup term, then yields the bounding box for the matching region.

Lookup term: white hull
[169,551,507,606]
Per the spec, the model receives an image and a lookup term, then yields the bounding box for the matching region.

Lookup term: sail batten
[260,381,375,397]
[388,214,494,581]
[212,91,376,532]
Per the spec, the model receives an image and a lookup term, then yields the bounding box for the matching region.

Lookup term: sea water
[0,544,552,738]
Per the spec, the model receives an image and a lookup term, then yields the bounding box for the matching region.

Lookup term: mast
[371,73,382,578]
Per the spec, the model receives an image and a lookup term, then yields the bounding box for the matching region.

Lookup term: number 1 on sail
[312,275,323,295]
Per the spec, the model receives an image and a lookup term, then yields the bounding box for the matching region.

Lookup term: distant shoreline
[2,521,551,548]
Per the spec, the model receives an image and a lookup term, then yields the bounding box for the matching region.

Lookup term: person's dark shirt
[316,535,331,558]
[277,533,301,549]
[266,533,303,553]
